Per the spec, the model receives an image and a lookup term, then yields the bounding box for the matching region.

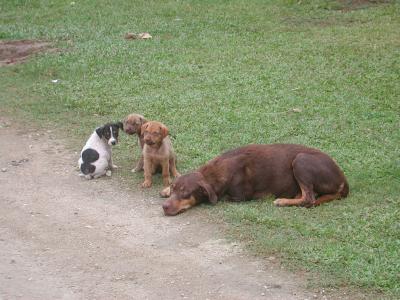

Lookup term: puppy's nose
[111,141,116,145]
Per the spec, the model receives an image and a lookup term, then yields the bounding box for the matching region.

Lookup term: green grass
[1,0,399,297]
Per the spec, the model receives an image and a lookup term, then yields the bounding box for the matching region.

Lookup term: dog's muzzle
[145,140,155,146]
[108,138,117,146]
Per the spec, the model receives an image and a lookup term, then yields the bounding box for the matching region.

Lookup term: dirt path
[0,116,314,300]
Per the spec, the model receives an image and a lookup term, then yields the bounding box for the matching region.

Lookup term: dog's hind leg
[275,152,346,207]
[274,185,315,207]
[314,182,347,206]
[274,153,319,207]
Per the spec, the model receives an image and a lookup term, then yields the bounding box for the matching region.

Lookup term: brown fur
[161,144,349,216]
[122,113,147,172]
[141,121,180,188]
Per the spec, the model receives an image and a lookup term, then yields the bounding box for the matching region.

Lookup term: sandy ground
[0,116,316,300]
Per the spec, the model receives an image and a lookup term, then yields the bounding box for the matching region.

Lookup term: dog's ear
[95,126,104,138]
[141,122,149,132]
[198,180,218,204]
[140,116,147,125]
[116,122,124,130]
[160,124,169,139]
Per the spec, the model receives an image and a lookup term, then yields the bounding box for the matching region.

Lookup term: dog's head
[161,172,218,216]
[123,113,147,135]
[96,122,123,146]
[141,121,169,147]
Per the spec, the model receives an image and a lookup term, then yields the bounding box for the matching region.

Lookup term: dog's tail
[80,162,96,175]
[339,179,349,198]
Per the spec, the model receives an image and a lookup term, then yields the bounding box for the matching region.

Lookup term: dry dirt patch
[0,40,55,66]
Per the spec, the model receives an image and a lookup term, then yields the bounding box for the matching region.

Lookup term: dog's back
[200,144,347,199]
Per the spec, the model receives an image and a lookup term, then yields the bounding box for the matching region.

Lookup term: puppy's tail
[80,163,96,175]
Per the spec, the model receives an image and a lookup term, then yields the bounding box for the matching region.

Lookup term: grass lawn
[1,0,399,297]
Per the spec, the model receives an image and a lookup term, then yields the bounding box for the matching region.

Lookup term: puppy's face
[162,172,217,216]
[141,121,169,147]
[96,122,123,146]
[123,114,146,135]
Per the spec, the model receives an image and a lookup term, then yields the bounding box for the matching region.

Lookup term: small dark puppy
[122,113,147,172]
[161,144,349,216]
[79,122,123,179]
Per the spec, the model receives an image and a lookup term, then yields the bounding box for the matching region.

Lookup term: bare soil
[0,40,55,66]
[0,115,321,300]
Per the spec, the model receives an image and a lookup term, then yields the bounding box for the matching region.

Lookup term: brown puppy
[161,144,349,216]
[122,113,147,172]
[141,121,180,188]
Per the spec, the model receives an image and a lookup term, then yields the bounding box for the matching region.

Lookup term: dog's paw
[106,170,112,177]
[160,186,171,198]
[132,166,143,173]
[111,164,118,170]
[142,180,152,188]
[174,172,181,178]
[273,199,286,207]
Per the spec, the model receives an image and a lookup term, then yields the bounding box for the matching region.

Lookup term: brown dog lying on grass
[141,121,180,188]
[160,144,349,216]
[122,113,147,172]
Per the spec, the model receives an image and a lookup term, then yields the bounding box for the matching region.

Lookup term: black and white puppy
[79,122,123,179]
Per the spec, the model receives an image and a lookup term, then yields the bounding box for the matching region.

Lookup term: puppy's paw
[111,164,118,170]
[106,170,112,177]
[142,180,152,188]
[160,186,171,198]
[131,168,137,173]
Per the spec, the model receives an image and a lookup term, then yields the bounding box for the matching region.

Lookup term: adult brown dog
[122,113,147,172]
[161,144,349,216]
[141,121,180,188]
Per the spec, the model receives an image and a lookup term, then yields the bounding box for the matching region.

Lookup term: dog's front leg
[132,155,144,173]
[142,157,152,188]
[161,160,171,187]
[109,153,118,170]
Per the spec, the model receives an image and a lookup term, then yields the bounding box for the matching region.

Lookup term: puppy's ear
[116,122,124,130]
[140,116,147,125]
[160,124,169,139]
[95,126,104,138]
[141,122,149,132]
[199,180,218,204]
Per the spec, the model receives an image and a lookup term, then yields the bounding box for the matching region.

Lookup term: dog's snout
[162,202,170,211]
[162,201,173,215]
[108,138,117,146]
[145,139,154,145]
